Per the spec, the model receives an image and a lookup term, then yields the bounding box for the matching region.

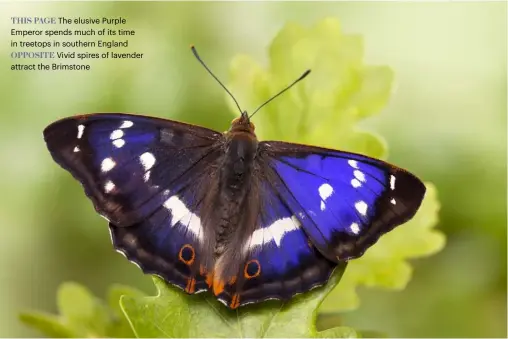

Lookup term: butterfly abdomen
[201,126,261,283]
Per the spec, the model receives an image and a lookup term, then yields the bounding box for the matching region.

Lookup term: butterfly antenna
[249,69,311,119]
[191,45,243,114]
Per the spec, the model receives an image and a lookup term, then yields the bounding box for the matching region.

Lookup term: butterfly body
[44,108,425,309]
[194,113,263,280]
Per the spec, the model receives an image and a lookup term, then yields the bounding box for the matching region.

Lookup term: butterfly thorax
[213,118,259,259]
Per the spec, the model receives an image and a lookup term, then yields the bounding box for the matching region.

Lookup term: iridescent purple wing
[44,113,223,293]
[260,141,426,262]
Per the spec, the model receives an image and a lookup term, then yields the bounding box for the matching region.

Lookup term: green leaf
[120,263,356,338]
[357,330,389,338]
[19,282,143,338]
[316,313,344,331]
[228,17,445,314]
[106,284,146,337]
[57,282,109,336]
[19,312,78,338]
[227,18,393,159]
[316,326,359,338]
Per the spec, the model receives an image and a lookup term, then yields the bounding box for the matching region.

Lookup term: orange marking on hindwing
[185,278,196,294]
[213,278,225,296]
[178,244,195,266]
[202,267,213,288]
[206,273,213,288]
[230,294,240,309]
[228,276,237,285]
[243,259,261,279]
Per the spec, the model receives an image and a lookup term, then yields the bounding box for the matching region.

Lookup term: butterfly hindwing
[215,179,336,308]
[260,141,426,262]
[110,176,212,294]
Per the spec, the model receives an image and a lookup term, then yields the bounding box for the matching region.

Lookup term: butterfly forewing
[43,113,223,227]
[259,141,426,262]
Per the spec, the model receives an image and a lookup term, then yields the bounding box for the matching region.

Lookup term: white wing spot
[113,139,125,148]
[77,125,85,139]
[391,198,396,205]
[348,160,359,169]
[140,152,156,171]
[247,216,301,250]
[163,196,203,242]
[350,222,360,234]
[73,146,80,153]
[318,183,333,200]
[101,157,116,172]
[247,227,266,253]
[351,178,362,188]
[110,129,124,140]
[319,183,333,211]
[104,181,115,193]
[120,120,134,128]
[390,175,396,190]
[355,200,368,216]
[354,170,366,183]
[144,171,151,182]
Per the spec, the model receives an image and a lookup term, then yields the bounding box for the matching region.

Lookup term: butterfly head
[229,111,256,135]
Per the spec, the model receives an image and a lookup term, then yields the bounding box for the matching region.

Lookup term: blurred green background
[0,1,506,337]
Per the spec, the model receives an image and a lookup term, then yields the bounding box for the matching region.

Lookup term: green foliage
[227,18,392,159]
[19,283,144,338]
[120,266,354,338]
[21,267,356,338]
[227,18,444,312]
[20,17,444,338]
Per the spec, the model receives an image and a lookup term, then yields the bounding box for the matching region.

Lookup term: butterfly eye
[243,259,261,279]
[178,244,195,266]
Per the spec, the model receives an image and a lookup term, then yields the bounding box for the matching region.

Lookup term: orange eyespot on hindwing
[244,259,261,279]
[178,244,195,266]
